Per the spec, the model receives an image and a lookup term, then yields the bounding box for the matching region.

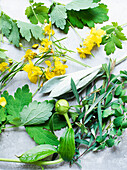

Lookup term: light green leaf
[102,109,114,118]
[19,144,57,163]
[98,102,102,136]
[71,78,79,104]
[0,108,6,124]
[8,22,20,47]
[66,0,98,11]
[26,126,59,146]
[104,39,115,55]
[51,5,67,30]
[17,20,44,41]
[20,100,54,125]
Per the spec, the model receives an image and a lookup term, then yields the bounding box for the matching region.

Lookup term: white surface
[0,0,127,170]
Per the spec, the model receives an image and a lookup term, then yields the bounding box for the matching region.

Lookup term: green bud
[55,99,69,115]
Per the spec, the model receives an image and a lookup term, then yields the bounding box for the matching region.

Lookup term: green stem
[67,20,83,41]
[0,157,64,166]
[32,85,41,98]
[120,23,127,27]
[64,112,72,128]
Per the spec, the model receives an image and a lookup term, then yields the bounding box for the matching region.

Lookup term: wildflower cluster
[22,21,68,84]
[77,28,105,58]
[45,57,68,80]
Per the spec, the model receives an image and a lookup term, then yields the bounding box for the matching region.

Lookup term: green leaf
[66,0,98,11]
[43,114,67,131]
[117,129,122,136]
[111,103,120,109]
[69,112,79,122]
[19,144,57,163]
[101,25,115,34]
[50,5,67,30]
[71,78,80,104]
[121,121,127,128]
[121,96,127,103]
[0,14,12,37]
[115,29,127,40]
[0,108,6,124]
[104,39,115,55]
[2,85,32,125]
[97,102,102,136]
[106,139,114,147]
[8,22,20,47]
[102,109,114,118]
[20,100,54,125]
[93,0,101,2]
[112,34,122,49]
[59,128,75,161]
[0,51,7,62]
[26,126,59,146]
[17,20,44,41]
[105,93,112,105]
[113,116,123,127]
[67,4,109,29]
[115,85,122,96]
[75,138,89,145]
[25,3,49,24]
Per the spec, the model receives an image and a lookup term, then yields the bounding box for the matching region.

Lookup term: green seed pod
[55,99,69,115]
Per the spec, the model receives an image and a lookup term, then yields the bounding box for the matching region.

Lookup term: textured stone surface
[0,0,127,170]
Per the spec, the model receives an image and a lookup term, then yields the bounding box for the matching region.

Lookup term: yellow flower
[41,38,52,47]
[45,59,68,80]
[44,21,55,39]
[32,44,39,49]
[77,48,91,59]
[77,28,105,58]
[38,46,49,54]
[0,97,6,107]
[23,60,42,84]
[21,49,37,61]
[0,62,9,72]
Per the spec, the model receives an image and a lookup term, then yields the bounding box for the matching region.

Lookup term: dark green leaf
[25,3,49,24]
[71,78,80,104]
[121,121,127,128]
[121,96,127,103]
[115,85,122,96]
[113,116,123,127]
[106,139,114,147]
[75,138,89,145]
[26,126,59,146]
[69,112,79,122]
[19,144,57,163]
[105,93,112,105]
[59,128,75,161]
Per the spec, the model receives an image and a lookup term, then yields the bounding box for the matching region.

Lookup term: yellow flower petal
[0,97,7,107]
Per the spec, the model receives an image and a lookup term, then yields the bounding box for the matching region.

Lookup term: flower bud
[55,99,69,115]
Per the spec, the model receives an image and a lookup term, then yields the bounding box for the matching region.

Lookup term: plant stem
[32,86,41,98]
[64,112,72,128]
[0,157,64,166]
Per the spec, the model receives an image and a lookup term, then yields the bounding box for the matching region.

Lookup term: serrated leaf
[26,126,59,146]
[19,144,57,163]
[0,14,12,37]
[20,100,54,125]
[50,5,67,30]
[2,85,32,125]
[115,29,127,40]
[17,20,44,41]
[25,3,49,24]
[112,34,122,49]
[66,0,98,11]
[8,22,20,47]
[104,39,115,55]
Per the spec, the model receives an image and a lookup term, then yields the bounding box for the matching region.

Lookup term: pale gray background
[0,0,127,170]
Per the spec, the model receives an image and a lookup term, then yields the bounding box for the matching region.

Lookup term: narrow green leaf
[71,78,80,104]
[97,102,102,136]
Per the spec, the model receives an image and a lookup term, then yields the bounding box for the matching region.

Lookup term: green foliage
[0,13,44,46]
[50,5,67,30]
[66,0,98,11]
[2,85,32,125]
[0,49,7,62]
[101,22,127,55]
[25,3,49,24]
[71,78,80,104]
[20,100,54,125]
[26,126,59,146]
[0,108,6,124]
[19,144,57,163]
[17,20,43,41]
[59,128,75,161]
